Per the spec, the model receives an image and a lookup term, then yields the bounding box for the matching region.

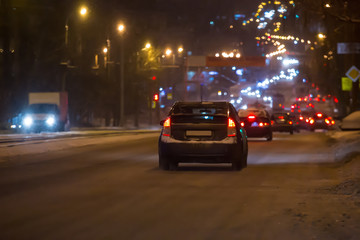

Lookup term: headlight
[46,116,55,126]
[23,116,33,127]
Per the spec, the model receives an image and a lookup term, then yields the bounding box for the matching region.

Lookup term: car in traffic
[307,112,335,131]
[238,108,272,141]
[158,101,248,171]
[271,112,294,134]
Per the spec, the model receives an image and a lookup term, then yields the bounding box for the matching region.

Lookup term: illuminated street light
[165,48,172,56]
[103,47,108,53]
[325,3,331,8]
[79,6,88,16]
[118,24,125,33]
[117,23,126,126]
[178,47,184,53]
[318,33,326,39]
[145,42,151,49]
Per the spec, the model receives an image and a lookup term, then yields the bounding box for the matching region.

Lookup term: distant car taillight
[299,116,304,121]
[316,113,323,118]
[162,117,171,136]
[309,119,315,125]
[271,120,274,125]
[240,122,245,127]
[259,122,264,127]
[331,120,335,125]
[288,121,293,125]
[325,118,331,125]
[228,118,236,137]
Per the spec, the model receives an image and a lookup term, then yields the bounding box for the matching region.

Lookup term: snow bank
[327,130,360,161]
[0,132,159,161]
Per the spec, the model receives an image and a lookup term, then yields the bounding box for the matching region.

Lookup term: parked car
[271,112,294,134]
[158,101,248,171]
[238,108,272,141]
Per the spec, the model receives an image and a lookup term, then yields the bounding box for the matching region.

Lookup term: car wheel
[169,160,178,171]
[232,160,242,171]
[232,148,244,171]
[159,154,170,170]
[266,132,273,141]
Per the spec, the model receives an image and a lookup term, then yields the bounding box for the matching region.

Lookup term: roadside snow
[327,130,360,161]
[0,132,159,161]
[340,110,360,130]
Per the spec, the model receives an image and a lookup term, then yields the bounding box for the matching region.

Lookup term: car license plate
[251,122,259,127]
[316,120,323,123]
[186,130,212,136]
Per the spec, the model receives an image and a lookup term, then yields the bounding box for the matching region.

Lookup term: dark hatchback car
[158,102,248,171]
[238,108,272,141]
[271,112,294,134]
[307,112,335,131]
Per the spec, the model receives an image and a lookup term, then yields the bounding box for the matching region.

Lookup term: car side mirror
[160,120,165,126]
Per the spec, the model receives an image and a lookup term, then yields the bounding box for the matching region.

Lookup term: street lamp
[62,5,89,91]
[318,33,326,39]
[117,23,126,127]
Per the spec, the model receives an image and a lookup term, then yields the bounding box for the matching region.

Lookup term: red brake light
[278,116,284,119]
[288,121,293,125]
[248,115,256,120]
[163,118,171,127]
[162,117,171,136]
[309,119,315,124]
[271,120,274,125]
[299,116,304,120]
[259,122,264,127]
[228,118,236,137]
[316,113,323,118]
[240,122,245,127]
[228,118,236,128]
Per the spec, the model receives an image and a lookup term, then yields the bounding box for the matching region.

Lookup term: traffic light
[153,94,159,101]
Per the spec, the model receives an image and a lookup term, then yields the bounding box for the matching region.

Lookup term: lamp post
[117,23,125,127]
[62,5,88,91]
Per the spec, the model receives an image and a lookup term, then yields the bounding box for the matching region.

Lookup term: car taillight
[271,120,274,125]
[331,120,335,125]
[240,122,245,127]
[228,118,236,137]
[305,118,309,123]
[162,117,171,136]
[325,118,330,125]
[316,113,323,118]
[258,122,269,127]
[288,121,293,125]
[299,116,304,121]
[309,119,315,125]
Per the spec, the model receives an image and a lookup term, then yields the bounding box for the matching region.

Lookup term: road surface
[0,131,359,240]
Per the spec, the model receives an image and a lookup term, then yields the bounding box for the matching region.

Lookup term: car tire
[232,147,244,171]
[232,160,242,171]
[169,160,178,171]
[266,131,273,141]
[159,154,170,170]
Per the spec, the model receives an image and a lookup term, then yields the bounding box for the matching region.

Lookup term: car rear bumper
[244,127,271,138]
[272,125,293,132]
[159,135,239,163]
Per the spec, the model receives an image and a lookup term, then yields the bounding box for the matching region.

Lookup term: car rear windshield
[172,103,228,115]
[273,113,290,119]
